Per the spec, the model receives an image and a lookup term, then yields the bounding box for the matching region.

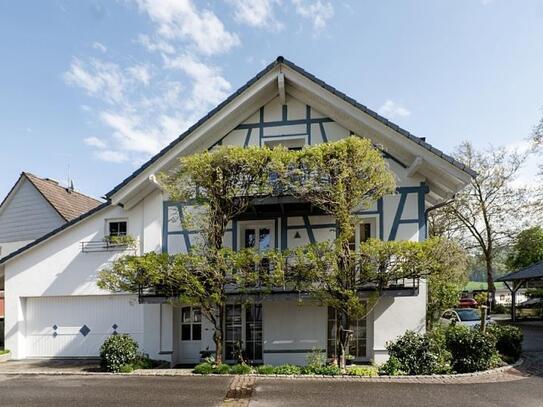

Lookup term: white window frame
[105,218,128,238]
[237,220,275,252]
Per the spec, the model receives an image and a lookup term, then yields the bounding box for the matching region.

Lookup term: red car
[458,298,478,308]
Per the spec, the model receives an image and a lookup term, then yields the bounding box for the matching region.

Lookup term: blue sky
[1,0,542,200]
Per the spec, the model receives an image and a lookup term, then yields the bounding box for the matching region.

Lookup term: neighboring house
[0,172,101,348]
[0,57,474,365]
[462,281,527,306]
[0,172,102,258]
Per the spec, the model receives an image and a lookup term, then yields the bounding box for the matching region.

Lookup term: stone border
[0,352,10,363]
[0,358,525,383]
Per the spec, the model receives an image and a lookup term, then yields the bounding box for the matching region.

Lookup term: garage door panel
[25,295,143,357]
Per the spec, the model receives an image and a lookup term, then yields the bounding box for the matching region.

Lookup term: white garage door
[25,295,143,358]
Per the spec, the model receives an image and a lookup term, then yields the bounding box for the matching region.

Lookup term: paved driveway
[0,375,231,407]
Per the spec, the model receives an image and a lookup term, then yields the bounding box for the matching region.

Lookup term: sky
[0,0,542,200]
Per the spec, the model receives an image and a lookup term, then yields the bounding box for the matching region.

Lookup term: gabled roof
[21,173,102,221]
[106,56,476,199]
[497,261,543,282]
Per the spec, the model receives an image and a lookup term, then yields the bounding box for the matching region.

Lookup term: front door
[179,306,202,364]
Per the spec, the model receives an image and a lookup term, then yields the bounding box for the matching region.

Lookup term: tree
[425,239,469,328]
[433,142,531,306]
[280,136,397,370]
[506,226,543,270]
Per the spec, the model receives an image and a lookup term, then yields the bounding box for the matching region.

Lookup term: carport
[497,261,543,322]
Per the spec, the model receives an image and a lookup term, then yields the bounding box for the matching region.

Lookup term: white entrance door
[179,306,202,364]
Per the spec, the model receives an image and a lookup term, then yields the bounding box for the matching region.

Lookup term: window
[225,304,242,361]
[264,136,306,151]
[245,304,263,361]
[327,307,366,359]
[108,220,127,237]
[349,221,375,251]
[181,306,202,341]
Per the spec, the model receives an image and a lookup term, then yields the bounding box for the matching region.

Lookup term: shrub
[303,364,341,376]
[491,303,507,314]
[380,356,406,376]
[215,364,232,374]
[273,364,302,375]
[445,325,497,373]
[385,330,440,375]
[100,334,139,373]
[230,364,254,375]
[426,326,452,373]
[346,365,378,377]
[487,324,523,361]
[193,362,215,375]
[306,348,326,369]
[256,364,275,375]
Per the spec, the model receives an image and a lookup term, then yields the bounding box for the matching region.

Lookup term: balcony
[81,235,137,253]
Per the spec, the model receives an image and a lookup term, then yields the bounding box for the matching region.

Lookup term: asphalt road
[251,376,543,407]
[0,375,231,407]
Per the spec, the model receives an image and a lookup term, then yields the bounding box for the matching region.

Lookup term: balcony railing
[136,260,420,303]
[81,239,138,253]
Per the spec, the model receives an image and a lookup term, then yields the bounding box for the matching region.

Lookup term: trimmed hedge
[445,325,497,373]
[487,324,523,361]
[383,330,441,375]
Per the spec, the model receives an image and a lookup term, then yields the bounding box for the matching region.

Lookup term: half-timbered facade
[0,57,474,365]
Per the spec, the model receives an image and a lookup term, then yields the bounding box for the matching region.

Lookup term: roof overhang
[106,57,475,209]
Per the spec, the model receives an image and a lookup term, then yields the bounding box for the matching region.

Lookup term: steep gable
[106,56,475,209]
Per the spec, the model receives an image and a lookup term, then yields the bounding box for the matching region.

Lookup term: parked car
[439,308,494,328]
[458,298,478,308]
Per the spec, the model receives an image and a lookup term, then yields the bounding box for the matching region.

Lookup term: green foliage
[426,239,469,327]
[305,347,326,369]
[491,303,507,314]
[303,364,341,376]
[426,326,453,374]
[99,334,139,373]
[215,363,232,374]
[380,356,406,376]
[526,288,543,298]
[193,362,215,375]
[104,235,137,248]
[0,349,9,355]
[346,365,379,376]
[230,364,254,375]
[445,325,497,373]
[272,364,302,375]
[256,364,275,374]
[487,324,523,361]
[506,226,543,270]
[385,330,442,375]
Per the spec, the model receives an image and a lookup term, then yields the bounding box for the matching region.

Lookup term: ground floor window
[225,303,263,363]
[327,307,367,359]
[181,306,202,341]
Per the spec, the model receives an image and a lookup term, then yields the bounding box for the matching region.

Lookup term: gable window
[264,135,306,151]
[107,220,127,237]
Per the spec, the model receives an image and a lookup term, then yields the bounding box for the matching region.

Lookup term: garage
[25,295,143,358]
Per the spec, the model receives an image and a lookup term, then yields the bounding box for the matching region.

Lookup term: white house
[0,57,474,366]
[0,172,101,346]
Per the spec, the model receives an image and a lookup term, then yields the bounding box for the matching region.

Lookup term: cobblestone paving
[222,376,255,407]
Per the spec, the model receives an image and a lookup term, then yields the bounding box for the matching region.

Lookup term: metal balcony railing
[80,239,138,253]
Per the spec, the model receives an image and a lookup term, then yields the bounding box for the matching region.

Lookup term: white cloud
[228,0,283,31]
[94,150,129,163]
[128,64,152,86]
[92,41,108,53]
[378,100,411,119]
[100,112,163,155]
[132,0,240,55]
[63,58,127,104]
[291,0,334,31]
[84,136,107,149]
[137,34,175,54]
[164,54,231,112]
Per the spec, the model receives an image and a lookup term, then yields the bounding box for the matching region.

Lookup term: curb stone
[0,358,527,383]
[0,353,10,363]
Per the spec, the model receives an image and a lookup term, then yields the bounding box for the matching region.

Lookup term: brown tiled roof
[23,172,102,221]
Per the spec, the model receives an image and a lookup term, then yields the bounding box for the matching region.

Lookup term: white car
[439,308,495,328]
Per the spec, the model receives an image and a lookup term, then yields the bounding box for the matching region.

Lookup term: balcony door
[240,221,274,251]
